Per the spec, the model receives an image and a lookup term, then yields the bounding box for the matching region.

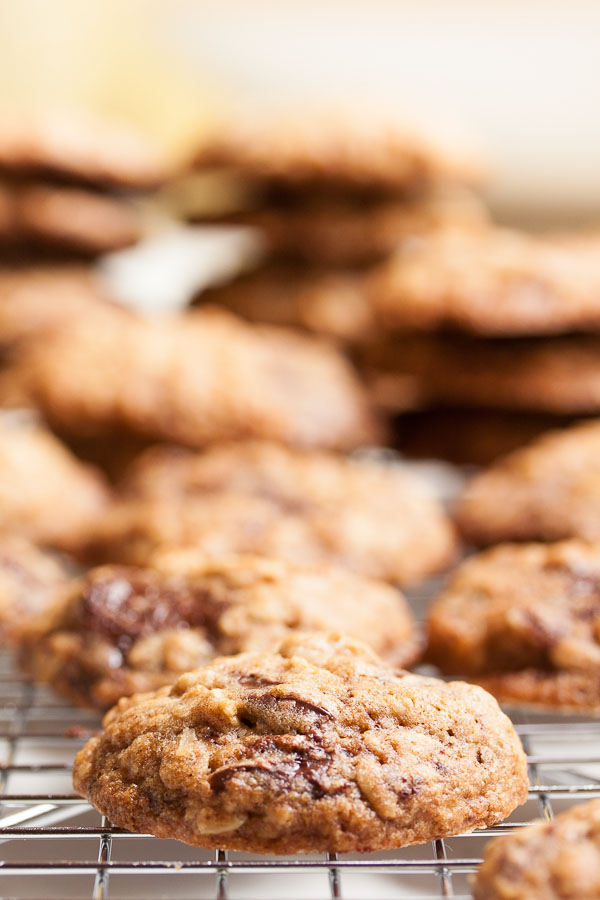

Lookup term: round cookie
[0,182,142,255]
[0,412,111,554]
[456,420,600,546]
[473,799,600,900]
[368,226,600,337]
[9,306,375,450]
[211,189,487,267]
[25,553,418,711]
[426,540,600,711]
[0,266,119,348]
[0,109,169,189]
[0,536,69,643]
[195,263,376,343]
[90,440,457,584]
[73,631,528,854]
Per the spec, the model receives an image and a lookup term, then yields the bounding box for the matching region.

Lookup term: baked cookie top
[0,413,110,554]
[474,799,600,900]
[427,540,600,710]
[26,553,417,711]
[9,307,375,450]
[456,420,600,545]
[0,109,170,189]
[90,441,456,584]
[73,631,527,854]
[0,536,69,644]
[193,112,480,194]
[369,226,600,337]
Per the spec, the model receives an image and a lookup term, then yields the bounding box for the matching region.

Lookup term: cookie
[0,109,169,189]
[0,412,111,553]
[90,440,456,584]
[209,189,487,266]
[0,536,69,643]
[473,799,600,900]
[456,420,600,545]
[427,540,600,711]
[73,631,527,853]
[360,333,600,414]
[25,553,417,710]
[369,226,600,336]
[196,263,377,343]
[0,265,118,347]
[9,306,375,450]
[0,182,142,254]
[193,112,480,194]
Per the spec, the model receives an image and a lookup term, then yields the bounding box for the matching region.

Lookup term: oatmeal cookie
[73,631,527,853]
[9,306,375,450]
[25,554,417,710]
[473,799,600,899]
[193,112,480,194]
[0,412,111,553]
[0,109,169,189]
[0,182,142,254]
[90,441,456,584]
[211,189,487,266]
[427,540,600,710]
[369,226,600,336]
[0,536,69,643]
[456,420,600,545]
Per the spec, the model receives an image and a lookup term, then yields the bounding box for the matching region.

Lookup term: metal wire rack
[1,612,599,900]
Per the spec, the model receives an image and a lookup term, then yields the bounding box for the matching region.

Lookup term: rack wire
[1,626,599,899]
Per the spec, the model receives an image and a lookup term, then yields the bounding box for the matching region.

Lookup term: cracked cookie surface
[73,632,527,853]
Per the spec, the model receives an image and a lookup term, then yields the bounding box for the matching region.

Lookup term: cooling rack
[1,590,599,900]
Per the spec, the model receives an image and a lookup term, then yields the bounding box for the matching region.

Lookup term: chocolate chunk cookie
[456,420,600,546]
[369,226,600,336]
[25,554,418,710]
[427,540,600,710]
[73,631,527,853]
[90,441,456,584]
[193,113,480,195]
[0,536,69,643]
[9,306,375,450]
[473,799,600,899]
[0,413,111,553]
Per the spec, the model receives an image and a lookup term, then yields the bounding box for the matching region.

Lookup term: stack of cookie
[360,224,600,462]
[188,112,486,346]
[0,109,170,260]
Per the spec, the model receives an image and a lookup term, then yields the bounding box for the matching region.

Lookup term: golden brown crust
[427,540,600,711]
[8,307,376,450]
[0,412,111,553]
[456,420,600,545]
[25,554,417,710]
[91,440,457,585]
[369,226,600,337]
[0,536,69,644]
[73,631,527,854]
[193,113,481,194]
[473,800,600,899]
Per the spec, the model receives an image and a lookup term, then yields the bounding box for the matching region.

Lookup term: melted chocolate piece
[249,691,333,719]
[75,567,228,653]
